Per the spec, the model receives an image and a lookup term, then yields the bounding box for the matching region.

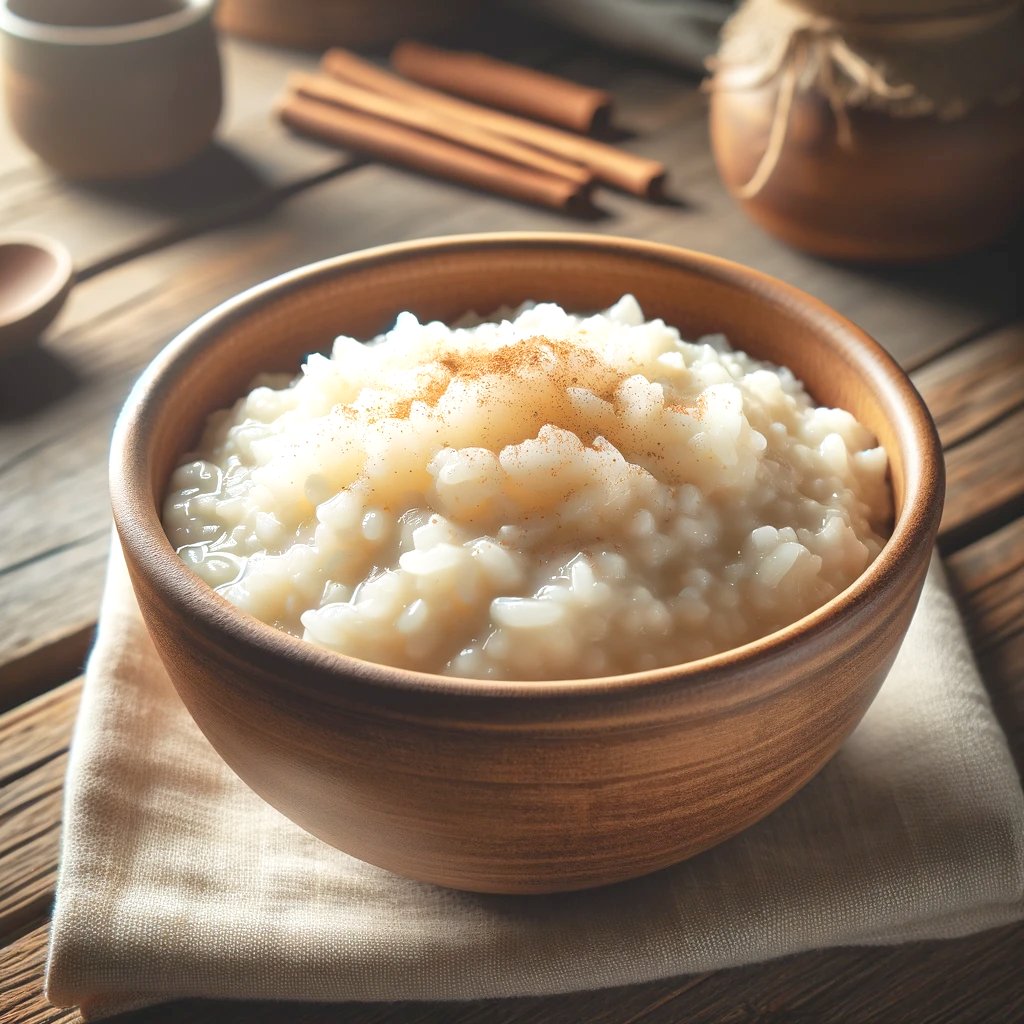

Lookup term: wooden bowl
[710,86,1024,262]
[0,0,221,180]
[110,234,944,894]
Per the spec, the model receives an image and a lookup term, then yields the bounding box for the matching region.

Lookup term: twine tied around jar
[709,0,1024,199]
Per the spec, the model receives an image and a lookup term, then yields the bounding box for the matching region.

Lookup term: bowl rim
[0,0,213,47]
[110,231,944,702]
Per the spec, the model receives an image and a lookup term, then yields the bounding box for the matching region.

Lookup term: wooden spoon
[0,235,73,357]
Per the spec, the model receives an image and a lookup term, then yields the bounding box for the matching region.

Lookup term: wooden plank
[0,828,60,944]
[911,322,1024,450]
[0,926,80,1024]
[939,407,1024,553]
[0,756,64,846]
[0,681,81,786]
[551,50,705,136]
[0,629,92,717]
[0,683,77,939]
[949,517,1024,655]
[0,538,105,706]
[948,518,1024,767]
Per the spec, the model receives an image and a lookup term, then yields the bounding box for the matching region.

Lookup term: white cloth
[46,546,1024,1019]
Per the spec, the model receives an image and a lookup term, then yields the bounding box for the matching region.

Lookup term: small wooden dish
[0,233,73,356]
[110,234,944,894]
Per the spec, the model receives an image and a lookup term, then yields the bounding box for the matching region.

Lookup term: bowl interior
[140,236,923,527]
[0,237,70,322]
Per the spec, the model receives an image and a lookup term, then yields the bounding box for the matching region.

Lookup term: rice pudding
[162,296,890,680]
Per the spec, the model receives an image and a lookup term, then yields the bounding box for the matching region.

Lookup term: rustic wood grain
[948,518,1024,652]
[948,518,1024,767]
[0,628,92,716]
[0,683,78,940]
[0,681,82,784]
[939,407,1024,553]
[0,926,76,1024]
[0,536,105,707]
[910,322,1024,450]
[0,763,63,832]
[0,829,60,943]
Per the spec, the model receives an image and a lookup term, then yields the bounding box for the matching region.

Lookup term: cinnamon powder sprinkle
[385,334,632,421]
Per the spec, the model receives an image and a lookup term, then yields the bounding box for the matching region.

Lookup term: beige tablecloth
[46,546,1024,1019]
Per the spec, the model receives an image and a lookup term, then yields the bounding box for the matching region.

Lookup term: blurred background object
[707,0,1024,261]
[218,0,479,50]
[390,39,614,133]
[0,0,222,180]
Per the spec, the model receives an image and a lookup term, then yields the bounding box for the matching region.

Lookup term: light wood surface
[1,11,1022,1020]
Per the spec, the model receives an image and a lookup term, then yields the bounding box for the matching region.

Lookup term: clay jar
[710,84,1024,262]
[1,0,222,180]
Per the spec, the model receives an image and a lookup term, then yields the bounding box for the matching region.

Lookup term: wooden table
[2,14,1022,1024]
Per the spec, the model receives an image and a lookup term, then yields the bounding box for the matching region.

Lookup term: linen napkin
[46,543,1024,1019]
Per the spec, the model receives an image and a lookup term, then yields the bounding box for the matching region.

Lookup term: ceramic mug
[0,0,222,180]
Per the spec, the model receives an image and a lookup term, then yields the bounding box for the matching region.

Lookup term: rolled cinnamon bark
[391,39,613,134]
[321,49,666,198]
[277,92,594,214]
[289,72,593,187]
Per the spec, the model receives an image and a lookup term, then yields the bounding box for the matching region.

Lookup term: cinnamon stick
[289,72,593,187]
[391,39,613,134]
[321,49,666,198]
[277,92,593,214]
